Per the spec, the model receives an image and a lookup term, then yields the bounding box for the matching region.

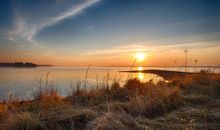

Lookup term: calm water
[0,66,219,100]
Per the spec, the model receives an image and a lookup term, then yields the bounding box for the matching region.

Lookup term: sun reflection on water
[138,66,143,71]
[138,73,144,80]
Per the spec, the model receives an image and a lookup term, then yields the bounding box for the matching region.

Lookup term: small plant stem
[127,58,137,81]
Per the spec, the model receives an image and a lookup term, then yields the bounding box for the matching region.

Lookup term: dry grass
[1,112,44,130]
[40,104,97,130]
[0,72,220,130]
[87,112,139,130]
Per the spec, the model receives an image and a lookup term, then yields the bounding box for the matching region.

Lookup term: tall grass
[0,71,220,130]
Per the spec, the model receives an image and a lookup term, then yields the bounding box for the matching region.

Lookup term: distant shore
[0,62,53,68]
[120,69,219,80]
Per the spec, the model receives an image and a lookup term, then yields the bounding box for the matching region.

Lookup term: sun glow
[136,52,145,61]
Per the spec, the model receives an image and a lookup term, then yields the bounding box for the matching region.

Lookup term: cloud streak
[84,40,220,56]
[9,0,100,46]
[84,44,149,55]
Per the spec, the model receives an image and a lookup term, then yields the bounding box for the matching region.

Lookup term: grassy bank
[0,72,220,130]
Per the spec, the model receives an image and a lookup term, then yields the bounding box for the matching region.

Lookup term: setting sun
[136,53,145,61]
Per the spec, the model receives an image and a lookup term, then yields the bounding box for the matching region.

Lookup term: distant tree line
[0,62,38,67]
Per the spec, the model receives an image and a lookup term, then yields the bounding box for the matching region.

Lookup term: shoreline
[120,69,219,80]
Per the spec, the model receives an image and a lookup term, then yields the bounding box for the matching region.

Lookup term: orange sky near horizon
[1,44,219,67]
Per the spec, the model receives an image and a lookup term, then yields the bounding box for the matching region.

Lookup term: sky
[0,0,220,66]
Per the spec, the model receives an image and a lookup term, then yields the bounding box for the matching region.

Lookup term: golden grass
[2,112,43,130]
[0,72,219,130]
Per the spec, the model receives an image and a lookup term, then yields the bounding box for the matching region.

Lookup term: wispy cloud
[84,38,220,56]
[84,44,149,55]
[87,25,94,29]
[9,0,100,46]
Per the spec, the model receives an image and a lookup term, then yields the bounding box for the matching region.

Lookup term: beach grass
[0,71,220,130]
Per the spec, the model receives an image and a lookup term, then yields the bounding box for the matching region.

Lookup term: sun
[136,52,145,61]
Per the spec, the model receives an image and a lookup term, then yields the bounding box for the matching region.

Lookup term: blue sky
[0,0,220,66]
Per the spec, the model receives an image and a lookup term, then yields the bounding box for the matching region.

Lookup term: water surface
[0,66,219,100]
